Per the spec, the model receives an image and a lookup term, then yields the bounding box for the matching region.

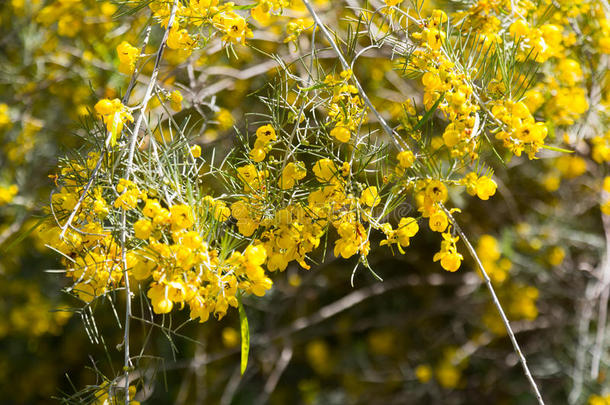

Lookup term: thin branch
[591,212,610,378]
[57,25,153,240]
[301,0,409,152]
[443,206,546,405]
[119,2,178,403]
[257,345,293,405]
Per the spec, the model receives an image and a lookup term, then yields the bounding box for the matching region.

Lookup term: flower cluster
[94,99,134,147]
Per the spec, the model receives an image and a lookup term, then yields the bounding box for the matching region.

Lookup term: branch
[443,206,546,405]
[119,2,179,403]
[301,0,409,152]
[591,212,610,378]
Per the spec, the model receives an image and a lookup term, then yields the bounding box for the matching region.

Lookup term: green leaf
[298,83,328,92]
[540,144,574,154]
[413,93,445,131]
[233,4,256,10]
[238,296,250,375]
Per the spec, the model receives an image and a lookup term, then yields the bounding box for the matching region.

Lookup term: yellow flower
[216,11,252,45]
[237,164,262,190]
[279,161,307,189]
[216,108,234,130]
[250,147,266,162]
[557,155,587,179]
[143,198,162,218]
[169,90,183,111]
[132,258,155,280]
[334,220,369,259]
[415,364,432,383]
[436,361,461,388]
[509,19,529,38]
[439,251,462,272]
[116,41,139,74]
[397,150,415,168]
[251,1,272,25]
[169,204,194,230]
[475,176,497,200]
[599,37,610,54]
[114,179,140,210]
[147,283,173,314]
[93,198,109,218]
[477,235,500,262]
[190,145,201,158]
[313,159,338,182]
[330,126,351,143]
[222,327,240,348]
[0,103,11,129]
[433,233,463,272]
[425,180,448,203]
[396,217,419,246]
[556,58,583,86]
[134,219,153,239]
[167,26,194,52]
[547,246,565,266]
[360,186,380,207]
[256,124,276,142]
[244,244,267,266]
[94,98,133,147]
[429,211,448,232]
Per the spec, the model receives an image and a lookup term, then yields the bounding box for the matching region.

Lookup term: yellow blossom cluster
[94,98,134,147]
[324,70,367,141]
[492,100,547,159]
[48,164,275,321]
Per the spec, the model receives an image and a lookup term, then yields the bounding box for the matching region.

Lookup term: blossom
[474,176,497,200]
[360,186,380,207]
[313,159,338,182]
[169,204,195,230]
[397,150,415,168]
[429,210,448,232]
[134,219,153,239]
[169,90,183,111]
[190,145,201,158]
[116,41,139,74]
[433,232,463,272]
[330,126,351,143]
[94,98,133,147]
[279,161,307,189]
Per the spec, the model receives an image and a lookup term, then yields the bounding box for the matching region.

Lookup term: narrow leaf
[413,93,445,131]
[540,144,574,153]
[238,296,250,375]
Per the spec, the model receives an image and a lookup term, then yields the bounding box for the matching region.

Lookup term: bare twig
[443,206,546,405]
[257,345,293,405]
[591,212,610,378]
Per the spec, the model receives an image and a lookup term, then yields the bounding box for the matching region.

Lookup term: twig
[591,212,610,378]
[443,206,546,405]
[301,0,409,152]
[118,2,178,403]
[569,285,595,404]
[257,345,293,405]
[57,25,153,240]
[262,272,475,341]
[220,364,246,405]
